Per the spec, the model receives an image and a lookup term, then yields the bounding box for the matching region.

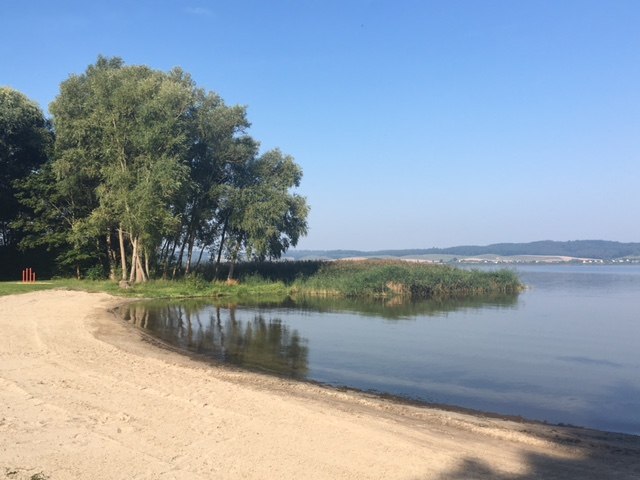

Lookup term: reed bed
[291,260,523,299]
[0,260,523,301]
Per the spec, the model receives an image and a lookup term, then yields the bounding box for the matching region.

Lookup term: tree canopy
[9,56,308,281]
[0,87,52,247]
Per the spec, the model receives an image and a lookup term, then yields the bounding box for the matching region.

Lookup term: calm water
[119,265,640,435]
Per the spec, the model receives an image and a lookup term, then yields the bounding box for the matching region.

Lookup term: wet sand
[1,290,639,479]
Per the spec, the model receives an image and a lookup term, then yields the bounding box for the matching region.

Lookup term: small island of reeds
[289,260,523,299]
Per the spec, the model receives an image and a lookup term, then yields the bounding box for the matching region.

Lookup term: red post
[21,268,37,283]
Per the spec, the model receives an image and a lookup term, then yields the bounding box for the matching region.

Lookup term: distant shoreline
[288,254,639,265]
[288,240,640,263]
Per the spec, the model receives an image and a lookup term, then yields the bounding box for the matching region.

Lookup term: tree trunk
[144,248,150,280]
[118,225,128,280]
[227,260,235,282]
[194,243,206,271]
[135,247,147,283]
[185,232,195,275]
[106,231,118,280]
[214,217,229,280]
[227,241,241,281]
[158,239,169,269]
[163,236,178,279]
[172,233,187,279]
[128,237,148,284]
[129,236,138,283]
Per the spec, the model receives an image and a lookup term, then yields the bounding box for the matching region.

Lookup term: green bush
[85,265,107,280]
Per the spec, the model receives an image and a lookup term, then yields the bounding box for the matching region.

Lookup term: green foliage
[292,260,523,298]
[0,87,52,247]
[0,277,288,300]
[0,260,522,304]
[11,56,309,282]
[197,260,324,282]
[85,265,107,280]
[46,57,196,281]
[221,149,309,272]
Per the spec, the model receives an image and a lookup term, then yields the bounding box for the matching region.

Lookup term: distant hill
[288,240,640,261]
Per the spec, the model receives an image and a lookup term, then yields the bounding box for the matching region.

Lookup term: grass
[0,260,523,300]
[291,260,523,298]
[0,277,289,301]
[0,281,59,296]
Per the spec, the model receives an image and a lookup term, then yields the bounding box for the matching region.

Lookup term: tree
[223,149,309,279]
[15,160,101,279]
[0,87,52,247]
[17,56,309,281]
[49,57,193,282]
[163,86,259,278]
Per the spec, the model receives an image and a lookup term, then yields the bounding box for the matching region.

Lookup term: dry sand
[1,290,638,480]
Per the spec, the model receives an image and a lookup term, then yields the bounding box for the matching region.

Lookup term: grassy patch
[0,282,59,296]
[0,277,290,301]
[292,260,523,298]
[0,260,522,301]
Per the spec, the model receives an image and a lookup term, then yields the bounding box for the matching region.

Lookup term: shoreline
[1,290,639,479]
[112,298,639,439]
[115,301,622,436]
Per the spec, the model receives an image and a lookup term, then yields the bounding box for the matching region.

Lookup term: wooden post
[22,268,37,283]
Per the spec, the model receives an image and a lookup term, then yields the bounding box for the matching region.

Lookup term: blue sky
[2,1,639,250]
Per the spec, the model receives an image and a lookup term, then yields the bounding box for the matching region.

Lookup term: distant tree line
[288,240,640,261]
[0,56,308,281]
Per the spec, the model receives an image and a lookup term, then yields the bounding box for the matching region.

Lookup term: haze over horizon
[3,1,639,250]
[289,238,639,253]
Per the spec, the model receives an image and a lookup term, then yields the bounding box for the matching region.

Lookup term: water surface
[119,265,640,435]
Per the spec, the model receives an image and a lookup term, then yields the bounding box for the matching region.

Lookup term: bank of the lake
[0,277,289,300]
[1,289,639,480]
[0,260,523,301]
[121,264,640,436]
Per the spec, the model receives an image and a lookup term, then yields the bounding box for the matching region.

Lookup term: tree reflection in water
[119,294,518,380]
[121,303,308,378]
[119,294,518,379]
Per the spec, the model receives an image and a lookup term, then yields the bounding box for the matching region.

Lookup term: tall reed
[291,260,523,299]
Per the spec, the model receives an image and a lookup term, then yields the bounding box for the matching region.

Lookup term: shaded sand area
[1,291,639,479]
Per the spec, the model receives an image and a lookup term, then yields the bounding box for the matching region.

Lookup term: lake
[118,264,640,435]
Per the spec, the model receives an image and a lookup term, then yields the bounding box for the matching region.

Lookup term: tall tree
[17,56,309,281]
[0,87,52,247]
[49,57,192,282]
[167,87,258,277]
[223,149,309,279]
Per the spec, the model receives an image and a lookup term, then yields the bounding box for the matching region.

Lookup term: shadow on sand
[431,427,640,480]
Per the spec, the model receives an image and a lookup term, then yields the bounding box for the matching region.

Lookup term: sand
[1,290,638,480]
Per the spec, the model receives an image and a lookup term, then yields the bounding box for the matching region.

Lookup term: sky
[2,0,639,250]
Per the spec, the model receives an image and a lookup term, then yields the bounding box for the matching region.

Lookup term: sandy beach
[1,290,638,479]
